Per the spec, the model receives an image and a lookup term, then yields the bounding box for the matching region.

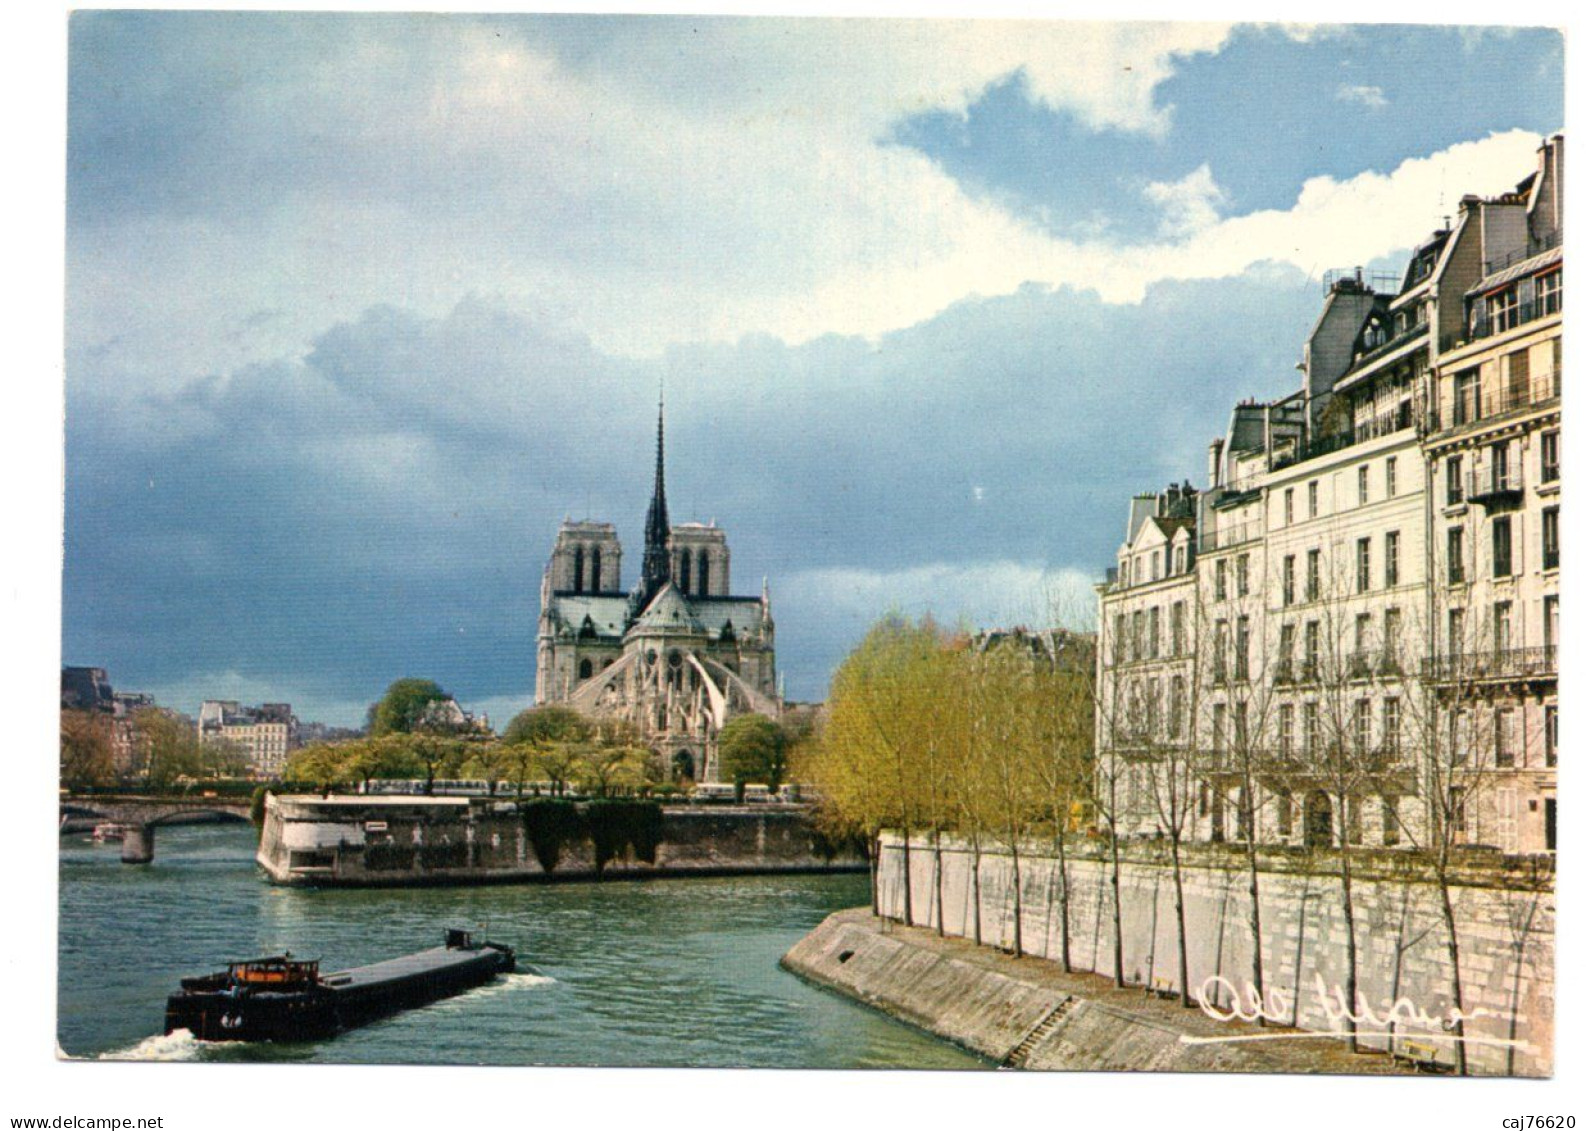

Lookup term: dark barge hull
[165,940,515,1042]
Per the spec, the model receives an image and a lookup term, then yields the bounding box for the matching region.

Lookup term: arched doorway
[1304,790,1334,849]
[671,749,695,783]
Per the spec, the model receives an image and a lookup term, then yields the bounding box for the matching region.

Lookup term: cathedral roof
[629,583,706,636]
[544,593,630,638]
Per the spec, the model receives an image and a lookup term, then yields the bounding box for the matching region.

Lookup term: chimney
[1207,439,1224,489]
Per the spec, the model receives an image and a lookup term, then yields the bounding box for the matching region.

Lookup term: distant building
[536,400,780,783]
[297,721,364,746]
[199,700,299,779]
[417,697,492,735]
[60,666,114,712]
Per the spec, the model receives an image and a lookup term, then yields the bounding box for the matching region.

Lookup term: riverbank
[782,908,1418,1074]
[257,793,865,886]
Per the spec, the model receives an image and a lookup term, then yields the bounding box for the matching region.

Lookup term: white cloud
[1335,83,1388,108]
[69,19,1547,403]
[1143,163,1229,239]
[781,561,1098,635]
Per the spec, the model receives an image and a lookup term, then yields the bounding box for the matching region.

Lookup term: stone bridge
[61,795,253,863]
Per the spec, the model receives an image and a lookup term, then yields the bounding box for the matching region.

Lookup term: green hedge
[520,800,585,874]
[584,801,667,873]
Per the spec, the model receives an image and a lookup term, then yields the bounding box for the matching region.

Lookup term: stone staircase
[1002,995,1074,1068]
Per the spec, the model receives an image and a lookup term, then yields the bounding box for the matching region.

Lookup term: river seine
[59,823,983,1069]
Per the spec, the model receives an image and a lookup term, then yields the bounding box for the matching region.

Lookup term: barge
[164,928,516,1042]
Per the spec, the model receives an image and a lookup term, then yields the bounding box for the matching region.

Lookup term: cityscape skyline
[63,16,1564,728]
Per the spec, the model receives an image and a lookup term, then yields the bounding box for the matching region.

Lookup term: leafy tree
[535,742,583,797]
[717,714,789,791]
[519,800,585,872]
[366,678,451,737]
[135,708,206,791]
[503,704,592,746]
[60,709,117,790]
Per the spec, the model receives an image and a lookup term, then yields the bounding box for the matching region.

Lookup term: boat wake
[101,1029,207,1062]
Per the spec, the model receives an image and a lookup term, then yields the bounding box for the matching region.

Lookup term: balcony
[1422,646,1558,684]
[1467,464,1523,507]
[1198,523,1261,553]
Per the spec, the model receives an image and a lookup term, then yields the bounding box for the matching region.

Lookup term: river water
[58,824,983,1069]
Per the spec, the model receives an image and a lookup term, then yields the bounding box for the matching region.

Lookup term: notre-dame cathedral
[535,402,781,783]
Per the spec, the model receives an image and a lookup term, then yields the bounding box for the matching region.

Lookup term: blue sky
[62,15,1563,727]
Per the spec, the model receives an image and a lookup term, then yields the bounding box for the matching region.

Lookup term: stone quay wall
[875,833,1553,1077]
[257,794,864,886]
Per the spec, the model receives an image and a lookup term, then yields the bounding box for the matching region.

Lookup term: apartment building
[198,700,298,779]
[1421,135,1563,853]
[1096,134,1562,857]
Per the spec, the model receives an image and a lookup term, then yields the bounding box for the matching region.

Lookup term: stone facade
[1096,135,1563,856]
[877,832,1554,1076]
[536,402,780,782]
[256,794,861,885]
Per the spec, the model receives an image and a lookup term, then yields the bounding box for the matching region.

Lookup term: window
[1235,616,1250,681]
[1353,699,1371,753]
[1353,613,1371,676]
[1492,516,1513,578]
[1215,559,1228,601]
[1171,602,1185,656]
[1382,795,1401,847]
[1454,369,1481,425]
[1308,480,1319,518]
[1543,506,1560,570]
[1544,595,1559,656]
[1132,611,1145,660]
[1169,677,1185,739]
[1236,554,1250,597]
[578,658,593,681]
[1386,457,1398,498]
[1277,790,1294,837]
[1491,441,1512,492]
[1356,537,1371,593]
[1448,526,1466,584]
[1358,466,1370,506]
[1449,786,1468,835]
[1542,430,1560,483]
[1282,555,1296,606]
[1546,705,1558,767]
[572,545,586,593]
[1149,606,1161,658]
[590,547,602,591]
[1493,601,1513,655]
[1278,622,1296,680]
[1496,709,1517,768]
[1385,530,1400,587]
[1447,455,1464,505]
[1112,613,1126,665]
[1212,704,1227,764]
[1448,607,1466,654]
[1278,704,1295,758]
[678,549,692,593]
[1303,702,1319,755]
[1382,697,1400,756]
[697,552,711,595]
[1507,349,1531,409]
[1214,620,1229,682]
[1490,286,1519,333]
[1306,549,1321,601]
[1538,269,1562,316]
[1151,551,1161,581]
[1347,793,1364,845]
[1384,608,1402,671]
[1304,621,1319,679]
[1284,488,1295,525]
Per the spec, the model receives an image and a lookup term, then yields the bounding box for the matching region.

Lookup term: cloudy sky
[62,14,1562,727]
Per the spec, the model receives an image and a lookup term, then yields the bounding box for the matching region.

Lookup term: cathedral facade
[535,404,780,783]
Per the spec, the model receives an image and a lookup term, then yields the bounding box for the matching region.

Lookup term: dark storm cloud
[64,269,1319,723]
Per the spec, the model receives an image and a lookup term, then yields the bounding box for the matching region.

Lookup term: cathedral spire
[631,390,672,617]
